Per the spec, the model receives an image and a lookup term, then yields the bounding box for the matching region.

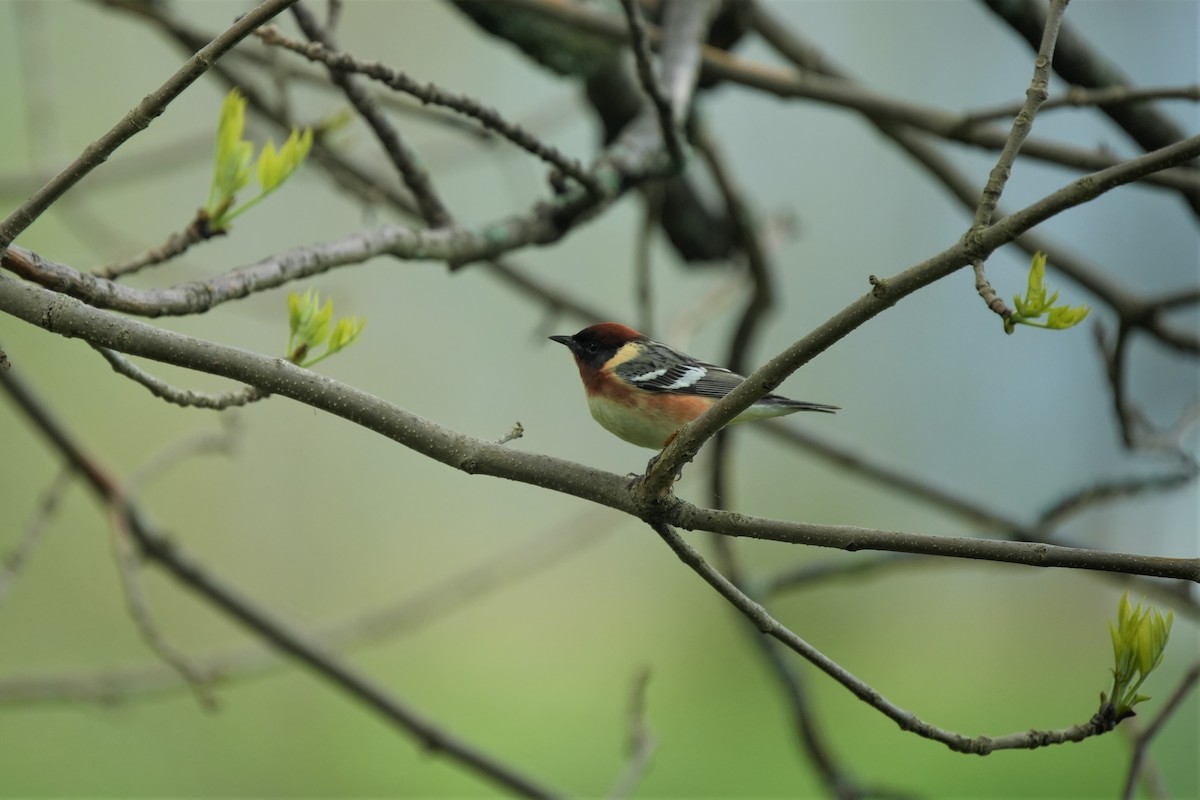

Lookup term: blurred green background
[0,0,1196,796]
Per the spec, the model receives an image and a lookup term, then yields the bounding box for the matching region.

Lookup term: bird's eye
[584,341,599,353]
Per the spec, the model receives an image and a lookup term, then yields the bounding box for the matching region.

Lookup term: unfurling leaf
[1008,251,1091,333]
[1103,592,1173,721]
[285,289,365,367]
[205,89,312,231]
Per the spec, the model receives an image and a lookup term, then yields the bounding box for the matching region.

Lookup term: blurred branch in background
[0,360,562,798]
[0,510,613,707]
[0,467,73,608]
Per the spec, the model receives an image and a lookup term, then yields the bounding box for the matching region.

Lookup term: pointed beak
[549,334,574,350]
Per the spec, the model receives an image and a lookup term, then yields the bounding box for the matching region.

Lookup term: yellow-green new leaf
[306,299,333,349]
[1105,593,1173,718]
[287,289,309,336]
[328,317,366,354]
[211,89,253,206]
[1008,251,1091,333]
[1047,304,1090,330]
[258,128,313,194]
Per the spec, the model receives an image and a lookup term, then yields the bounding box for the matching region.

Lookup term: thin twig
[617,0,684,169]
[651,521,1134,753]
[633,183,660,336]
[981,0,1200,217]
[762,553,924,597]
[93,346,267,409]
[291,2,453,228]
[959,83,1200,127]
[255,25,602,195]
[91,210,221,280]
[106,499,219,709]
[967,0,1069,324]
[1120,661,1200,800]
[0,466,74,607]
[324,0,343,32]
[128,417,242,495]
[1094,322,1200,456]
[1038,471,1198,530]
[481,258,609,324]
[608,666,657,799]
[495,422,525,445]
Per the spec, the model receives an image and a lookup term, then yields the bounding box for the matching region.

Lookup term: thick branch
[1,274,1196,584]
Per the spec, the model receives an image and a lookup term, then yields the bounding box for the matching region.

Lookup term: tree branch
[0,0,301,250]
[254,24,601,195]
[643,132,1200,490]
[652,522,1134,755]
[1,273,1196,584]
[968,0,1068,323]
[0,360,562,799]
[290,1,453,227]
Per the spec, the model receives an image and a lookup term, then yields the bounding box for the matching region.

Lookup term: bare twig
[324,0,343,32]
[967,0,1068,324]
[608,666,657,799]
[128,417,242,494]
[255,24,602,195]
[617,0,684,168]
[959,83,1200,127]
[1120,662,1200,800]
[93,346,267,409]
[0,466,73,607]
[982,0,1091,226]
[762,552,924,597]
[92,209,221,280]
[496,422,525,445]
[482,258,608,324]
[1037,470,1198,530]
[290,2,453,228]
[106,500,218,709]
[982,0,1200,217]
[1094,322,1200,455]
[633,183,660,336]
[651,521,1135,753]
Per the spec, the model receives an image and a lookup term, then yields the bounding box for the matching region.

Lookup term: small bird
[550,323,837,449]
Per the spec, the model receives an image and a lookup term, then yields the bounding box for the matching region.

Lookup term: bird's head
[549,323,644,371]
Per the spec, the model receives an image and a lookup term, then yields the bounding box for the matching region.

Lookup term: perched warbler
[550,323,837,449]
